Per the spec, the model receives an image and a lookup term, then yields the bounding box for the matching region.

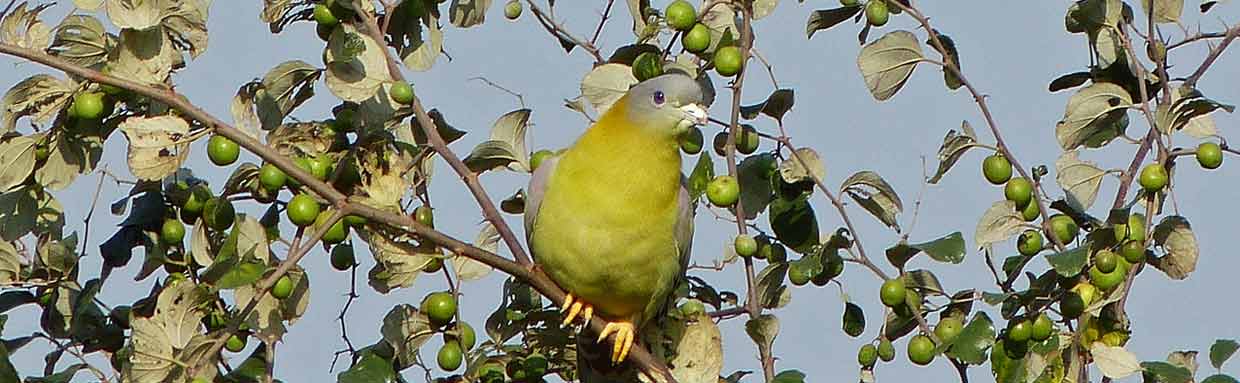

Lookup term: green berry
[632,52,664,82]
[1120,240,1145,264]
[259,163,287,193]
[713,46,743,77]
[1017,230,1043,256]
[202,197,235,231]
[734,234,758,257]
[866,0,889,27]
[982,153,1012,185]
[270,275,294,299]
[907,334,935,365]
[1196,142,1223,170]
[437,340,463,371]
[504,0,522,20]
[530,149,555,171]
[225,333,247,352]
[680,126,704,154]
[1004,177,1033,209]
[879,278,906,307]
[287,193,321,227]
[1049,214,1078,244]
[161,219,185,246]
[414,205,434,227]
[421,292,457,326]
[858,344,878,368]
[313,4,339,27]
[1093,249,1118,273]
[315,210,349,244]
[1138,163,1168,192]
[877,338,895,362]
[1007,319,1032,342]
[665,0,697,31]
[390,82,414,105]
[706,175,740,207]
[935,317,964,344]
[70,92,105,119]
[331,244,355,271]
[682,23,710,53]
[1030,313,1054,341]
[207,135,240,166]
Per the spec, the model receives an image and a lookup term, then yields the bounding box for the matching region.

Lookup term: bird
[524,73,708,371]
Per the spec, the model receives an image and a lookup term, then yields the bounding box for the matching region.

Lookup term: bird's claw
[597,321,636,364]
[559,294,593,328]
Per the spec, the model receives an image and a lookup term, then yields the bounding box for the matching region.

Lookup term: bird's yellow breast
[530,98,684,320]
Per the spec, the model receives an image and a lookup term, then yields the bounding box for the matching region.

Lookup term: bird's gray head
[622,73,709,135]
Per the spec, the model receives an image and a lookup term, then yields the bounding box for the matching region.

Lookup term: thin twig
[523,0,607,64]
[589,0,617,46]
[468,76,526,107]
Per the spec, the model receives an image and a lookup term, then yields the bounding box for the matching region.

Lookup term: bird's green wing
[523,154,560,245]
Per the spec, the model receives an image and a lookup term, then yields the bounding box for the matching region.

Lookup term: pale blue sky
[3,1,1240,382]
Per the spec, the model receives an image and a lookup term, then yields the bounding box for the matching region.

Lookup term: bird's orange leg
[559,294,594,328]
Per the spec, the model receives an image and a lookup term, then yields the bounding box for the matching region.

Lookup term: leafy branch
[0,37,676,381]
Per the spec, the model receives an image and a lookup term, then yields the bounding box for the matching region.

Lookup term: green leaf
[806,6,861,38]
[1045,246,1088,277]
[1151,216,1198,280]
[1141,0,1184,23]
[463,140,524,174]
[449,0,493,28]
[0,342,16,383]
[840,171,903,230]
[1055,82,1133,150]
[1049,72,1092,92]
[580,63,639,116]
[1142,361,1192,383]
[752,0,779,19]
[128,282,208,383]
[0,135,36,192]
[0,291,33,314]
[857,30,925,101]
[1,74,75,135]
[779,147,826,185]
[745,314,779,351]
[1203,375,1240,383]
[754,263,789,309]
[772,370,806,383]
[118,115,192,181]
[768,195,819,254]
[911,232,966,264]
[688,151,715,201]
[213,261,266,289]
[927,121,980,184]
[1055,151,1107,211]
[337,350,395,383]
[974,201,1023,249]
[325,25,393,103]
[903,269,945,295]
[947,312,995,365]
[1210,339,1239,369]
[667,310,725,383]
[26,363,87,383]
[1093,343,1142,379]
[49,15,112,68]
[842,302,865,337]
[256,60,322,131]
[740,89,795,122]
[738,154,776,219]
[380,304,434,370]
[928,31,963,90]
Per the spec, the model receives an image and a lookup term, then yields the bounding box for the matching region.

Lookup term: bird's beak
[679,103,710,126]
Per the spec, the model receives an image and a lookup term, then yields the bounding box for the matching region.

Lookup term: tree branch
[890,2,1066,253]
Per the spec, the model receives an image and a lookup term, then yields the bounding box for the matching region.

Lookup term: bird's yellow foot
[596,321,636,364]
[559,294,593,328]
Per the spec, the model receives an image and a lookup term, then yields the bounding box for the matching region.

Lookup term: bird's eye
[653,90,666,106]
